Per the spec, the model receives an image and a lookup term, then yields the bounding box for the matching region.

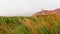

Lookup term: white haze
[0,0,60,16]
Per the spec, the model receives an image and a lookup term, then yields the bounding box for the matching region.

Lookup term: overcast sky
[0,0,60,16]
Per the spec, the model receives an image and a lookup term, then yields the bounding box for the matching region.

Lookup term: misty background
[0,0,60,16]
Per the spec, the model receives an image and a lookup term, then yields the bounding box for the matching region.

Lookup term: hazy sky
[0,0,60,16]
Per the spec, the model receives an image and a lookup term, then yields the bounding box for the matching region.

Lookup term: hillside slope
[0,15,60,34]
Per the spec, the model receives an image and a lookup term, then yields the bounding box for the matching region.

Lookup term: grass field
[0,15,60,34]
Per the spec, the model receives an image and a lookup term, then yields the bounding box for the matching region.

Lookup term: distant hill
[33,8,60,16]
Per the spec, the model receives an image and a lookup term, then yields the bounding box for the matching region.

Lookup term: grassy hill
[0,15,60,34]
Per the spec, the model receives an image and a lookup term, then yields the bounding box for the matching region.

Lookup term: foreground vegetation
[0,15,60,34]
